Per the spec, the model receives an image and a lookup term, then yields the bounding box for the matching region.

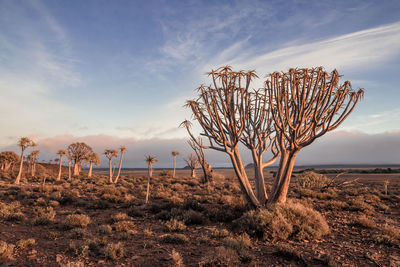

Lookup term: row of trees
[182,66,364,206]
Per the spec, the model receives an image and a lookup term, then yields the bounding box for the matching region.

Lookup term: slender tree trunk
[229,146,260,207]
[73,161,79,176]
[114,153,124,183]
[14,149,25,185]
[191,168,196,178]
[200,162,212,183]
[109,159,113,183]
[57,156,62,181]
[173,156,176,178]
[145,165,152,204]
[88,162,93,178]
[268,151,298,204]
[68,161,72,180]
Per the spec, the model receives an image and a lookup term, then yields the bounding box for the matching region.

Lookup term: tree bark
[190,168,196,178]
[252,150,268,205]
[114,153,124,183]
[57,156,62,181]
[268,151,298,204]
[14,149,25,185]
[73,162,79,176]
[88,162,93,178]
[173,156,176,178]
[68,161,72,180]
[145,165,152,204]
[108,159,113,183]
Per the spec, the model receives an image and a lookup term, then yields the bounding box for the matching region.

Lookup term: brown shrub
[352,216,376,228]
[198,246,240,267]
[64,214,91,229]
[233,201,329,241]
[164,218,186,232]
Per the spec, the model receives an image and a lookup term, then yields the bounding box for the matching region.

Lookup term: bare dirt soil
[0,167,399,266]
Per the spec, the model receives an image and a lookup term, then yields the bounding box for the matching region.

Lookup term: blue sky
[1,0,399,167]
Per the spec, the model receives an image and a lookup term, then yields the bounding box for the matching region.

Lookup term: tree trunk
[191,168,196,178]
[109,159,113,183]
[145,165,151,204]
[173,156,176,178]
[88,162,93,178]
[229,146,260,207]
[73,162,79,176]
[114,153,124,183]
[201,163,212,183]
[68,161,72,180]
[5,162,12,172]
[268,151,298,204]
[252,153,268,205]
[32,162,36,177]
[14,149,25,185]
[57,156,62,181]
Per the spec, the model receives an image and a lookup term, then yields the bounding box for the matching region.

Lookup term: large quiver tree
[266,67,364,204]
[184,66,262,206]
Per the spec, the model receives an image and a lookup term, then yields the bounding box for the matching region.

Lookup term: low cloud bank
[2,131,399,168]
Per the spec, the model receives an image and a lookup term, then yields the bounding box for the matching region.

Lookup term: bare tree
[104,149,118,183]
[184,154,199,178]
[187,138,213,183]
[171,151,180,178]
[145,155,157,204]
[265,67,364,204]
[56,150,67,181]
[14,137,35,185]
[114,146,127,184]
[86,152,100,178]
[183,66,263,206]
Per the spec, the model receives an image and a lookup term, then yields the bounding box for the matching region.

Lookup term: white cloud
[227,21,400,73]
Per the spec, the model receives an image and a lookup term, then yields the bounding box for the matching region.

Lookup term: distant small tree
[67,142,93,176]
[184,154,199,178]
[56,150,67,181]
[29,150,40,177]
[14,137,36,185]
[145,155,157,204]
[114,146,127,184]
[0,151,19,172]
[171,151,180,178]
[86,152,100,178]
[104,149,118,183]
[186,136,213,183]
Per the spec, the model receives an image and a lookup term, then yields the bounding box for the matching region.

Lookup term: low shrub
[352,216,376,228]
[160,233,188,244]
[0,240,14,260]
[33,207,56,225]
[198,246,240,267]
[15,238,35,249]
[164,218,186,232]
[374,225,400,246]
[233,201,329,241]
[348,197,374,215]
[105,242,124,260]
[98,224,112,235]
[64,214,91,229]
[113,221,136,234]
[296,171,329,189]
